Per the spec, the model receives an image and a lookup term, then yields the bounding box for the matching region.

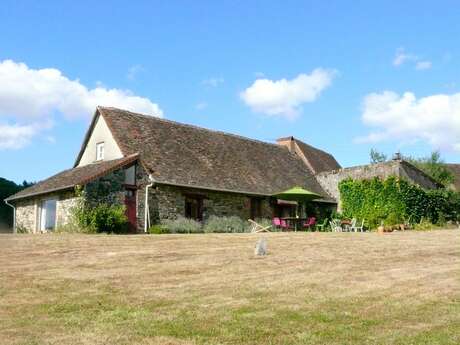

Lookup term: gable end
[74,108,124,167]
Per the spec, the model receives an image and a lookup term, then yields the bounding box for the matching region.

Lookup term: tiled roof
[6,155,138,201]
[98,107,331,198]
[294,139,341,174]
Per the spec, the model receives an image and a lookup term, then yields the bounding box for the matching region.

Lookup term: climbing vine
[339,176,460,229]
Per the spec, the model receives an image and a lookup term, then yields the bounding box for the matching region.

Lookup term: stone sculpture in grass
[254,237,267,256]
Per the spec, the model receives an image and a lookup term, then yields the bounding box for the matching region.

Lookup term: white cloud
[201,77,224,87]
[392,48,432,71]
[0,122,51,149]
[240,69,336,119]
[195,102,208,110]
[356,91,460,152]
[0,60,163,119]
[393,48,418,66]
[415,61,432,70]
[126,64,144,80]
[0,59,163,149]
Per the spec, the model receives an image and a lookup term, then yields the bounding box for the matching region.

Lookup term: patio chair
[272,217,282,229]
[303,217,316,230]
[350,218,357,229]
[280,219,289,231]
[351,219,365,232]
[248,219,272,233]
[330,219,342,232]
[315,218,328,231]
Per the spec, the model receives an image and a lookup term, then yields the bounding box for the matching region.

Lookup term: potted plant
[377,220,385,234]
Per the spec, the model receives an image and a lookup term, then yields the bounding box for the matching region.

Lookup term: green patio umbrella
[273,186,321,230]
[274,186,321,202]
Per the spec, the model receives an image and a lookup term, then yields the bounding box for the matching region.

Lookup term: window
[96,142,105,161]
[250,198,262,220]
[185,196,203,221]
[124,165,136,185]
[40,199,57,231]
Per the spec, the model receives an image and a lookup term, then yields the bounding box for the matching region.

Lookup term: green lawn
[1,230,459,345]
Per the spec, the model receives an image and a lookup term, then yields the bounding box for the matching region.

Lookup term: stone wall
[316,160,439,211]
[152,185,272,222]
[15,198,37,233]
[84,169,126,206]
[135,164,273,231]
[137,178,273,230]
[14,190,80,233]
[14,165,135,233]
[398,161,439,190]
[134,163,150,232]
[56,192,81,227]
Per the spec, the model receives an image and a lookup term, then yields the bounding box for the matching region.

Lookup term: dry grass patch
[1,230,459,344]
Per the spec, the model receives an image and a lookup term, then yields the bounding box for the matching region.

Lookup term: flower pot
[377,225,385,234]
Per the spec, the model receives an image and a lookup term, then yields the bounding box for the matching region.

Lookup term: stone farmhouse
[5,107,441,233]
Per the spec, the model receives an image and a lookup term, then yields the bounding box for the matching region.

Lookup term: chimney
[276,136,296,153]
[392,151,402,161]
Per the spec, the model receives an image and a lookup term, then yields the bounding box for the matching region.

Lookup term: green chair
[315,218,328,232]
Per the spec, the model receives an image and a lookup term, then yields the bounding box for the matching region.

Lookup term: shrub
[385,212,403,227]
[148,224,170,234]
[55,222,86,234]
[204,216,246,233]
[413,218,439,231]
[330,211,344,221]
[162,217,202,234]
[73,203,129,234]
[15,225,28,234]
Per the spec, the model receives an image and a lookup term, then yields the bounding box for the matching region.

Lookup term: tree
[0,178,34,230]
[405,151,454,187]
[370,149,387,164]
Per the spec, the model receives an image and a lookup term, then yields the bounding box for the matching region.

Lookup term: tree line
[0,178,34,231]
[370,149,455,187]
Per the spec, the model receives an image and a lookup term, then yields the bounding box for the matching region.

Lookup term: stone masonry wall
[136,164,273,231]
[84,169,126,206]
[56,192,81,227]
[398,161,439,190]
[15,198,37,233]
[14,166,133,233]
[135,163,150,232]
[150,185,272,224]
[14,190,80,233]
[316,161,401,204]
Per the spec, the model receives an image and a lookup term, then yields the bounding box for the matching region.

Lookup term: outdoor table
[281,217,307,231]
[341,219,352,232]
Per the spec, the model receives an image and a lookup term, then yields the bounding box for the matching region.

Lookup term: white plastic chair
[330,219,342,232]
[351,219,365,232]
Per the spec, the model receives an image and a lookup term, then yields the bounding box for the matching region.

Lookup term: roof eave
[7,154,139,202]
[153,180,332,200]
[154,180,272,197]
[5,185,76,202]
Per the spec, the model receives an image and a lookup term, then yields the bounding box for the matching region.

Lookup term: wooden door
[125,189,137,231]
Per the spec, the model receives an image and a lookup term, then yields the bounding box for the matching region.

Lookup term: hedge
[339,176,460,229]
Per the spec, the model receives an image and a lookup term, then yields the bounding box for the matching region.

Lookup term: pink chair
[272,217,281,229]
[280,219,289,231]
[303,217,317,230]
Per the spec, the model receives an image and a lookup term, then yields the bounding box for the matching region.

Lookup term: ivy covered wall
[339,176,460,229]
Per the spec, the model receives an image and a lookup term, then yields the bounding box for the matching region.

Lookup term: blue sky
[1,1,459,184]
